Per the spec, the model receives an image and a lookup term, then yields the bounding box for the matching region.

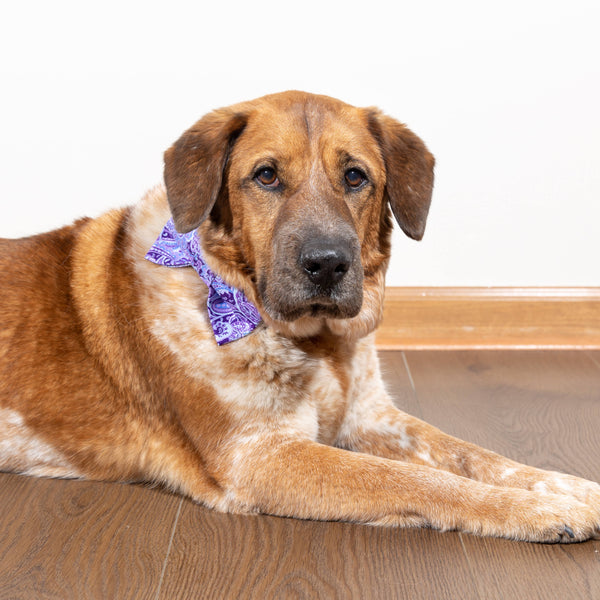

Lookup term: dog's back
[0,223,95,476]
[0,224,87,388]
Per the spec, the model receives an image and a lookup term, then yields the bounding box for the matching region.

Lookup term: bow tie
[145,219,262,345]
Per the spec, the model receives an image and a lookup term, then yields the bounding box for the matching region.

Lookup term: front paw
[527,494,600,543]
[499,492,600,543]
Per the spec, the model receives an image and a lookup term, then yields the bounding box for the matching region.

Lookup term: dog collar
[145,220,262,345]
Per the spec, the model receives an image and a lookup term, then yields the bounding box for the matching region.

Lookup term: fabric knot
[145,219,261,345]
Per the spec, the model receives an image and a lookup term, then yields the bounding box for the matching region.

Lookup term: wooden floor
[1,351,599,599]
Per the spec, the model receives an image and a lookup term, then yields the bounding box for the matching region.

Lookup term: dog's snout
[299,239,352,289]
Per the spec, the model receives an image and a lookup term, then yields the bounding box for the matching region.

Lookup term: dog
[1,91,599,542]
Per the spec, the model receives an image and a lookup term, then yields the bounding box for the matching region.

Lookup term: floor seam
[458,533,489,600]
[154,497,183,600]
[401,351,425,420]
[401,351,417,395]
[585,351,600,371]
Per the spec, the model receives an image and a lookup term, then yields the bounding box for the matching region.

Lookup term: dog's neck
[145,219,262,345]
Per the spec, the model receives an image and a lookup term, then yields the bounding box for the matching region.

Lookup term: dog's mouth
[258,275,364,323]
[265,300,360,323]
[309,302,336,316]
[304,300,353,320]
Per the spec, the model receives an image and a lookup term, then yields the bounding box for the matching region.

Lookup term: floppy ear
[367,110,435,240]
[163,108,248,233]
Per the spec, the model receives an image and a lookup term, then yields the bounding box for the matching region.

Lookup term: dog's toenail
[564,525,575,539]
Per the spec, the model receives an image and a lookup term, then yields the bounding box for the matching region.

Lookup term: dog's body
[1,91,599,542]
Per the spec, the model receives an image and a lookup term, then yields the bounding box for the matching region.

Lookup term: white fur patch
[550,475,574,494]
[501,467,518,479]
[0,408,81,478]
[415,447,433,465]
[287,401,320,440]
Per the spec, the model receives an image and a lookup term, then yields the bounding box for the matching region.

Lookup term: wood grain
[402,351,600,477]
[378,350,421,416]
[377,287,600,349]
[158,506,478,600]
[0,475,181,600]
[461,536,600,600]
[402,350,600,599]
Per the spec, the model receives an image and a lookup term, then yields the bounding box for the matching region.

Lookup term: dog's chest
[153,315,352,443]
[209,330,351,441]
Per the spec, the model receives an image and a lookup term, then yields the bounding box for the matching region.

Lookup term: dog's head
[164,91,434,340]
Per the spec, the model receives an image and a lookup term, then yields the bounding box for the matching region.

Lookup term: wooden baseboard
[376,287,600,349]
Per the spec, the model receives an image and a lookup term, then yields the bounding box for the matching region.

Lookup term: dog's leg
[224,436,599,542]
[337,389,600,511]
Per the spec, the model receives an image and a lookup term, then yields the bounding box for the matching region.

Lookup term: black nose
[299,239,352,289]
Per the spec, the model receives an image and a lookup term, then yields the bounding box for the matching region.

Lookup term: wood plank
[377,287,600,350]
[159,504,479,600]
[403,350,600,599]
[378,350,422,417]
[0,474,181,599]
[587,351,600,370]
[403,351,600,476]
[460,535,600,600]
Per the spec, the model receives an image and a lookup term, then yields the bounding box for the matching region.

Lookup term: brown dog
[1,91,599,542]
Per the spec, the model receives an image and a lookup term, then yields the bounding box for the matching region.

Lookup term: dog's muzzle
[261,226,364,322]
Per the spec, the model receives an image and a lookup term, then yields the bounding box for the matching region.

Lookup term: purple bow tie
[145,220,262,345]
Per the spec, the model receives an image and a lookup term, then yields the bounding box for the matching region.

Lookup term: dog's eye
[255,167,279,188]
[345,168,367,189]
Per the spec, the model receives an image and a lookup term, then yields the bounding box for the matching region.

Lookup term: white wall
[1,0,598,286]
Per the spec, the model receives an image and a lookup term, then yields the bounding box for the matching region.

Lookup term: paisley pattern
[145,220,262,345]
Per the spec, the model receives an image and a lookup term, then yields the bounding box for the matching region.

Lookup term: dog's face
[164,91,434,339]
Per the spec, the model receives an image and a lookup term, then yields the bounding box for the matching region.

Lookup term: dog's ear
[367,110,435,240]
[163,109,248,233]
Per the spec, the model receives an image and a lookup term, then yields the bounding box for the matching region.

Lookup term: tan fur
[1,91,599,542]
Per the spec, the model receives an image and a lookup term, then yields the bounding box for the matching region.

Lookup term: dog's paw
[460,487,600,543]
[506,492,600,543]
